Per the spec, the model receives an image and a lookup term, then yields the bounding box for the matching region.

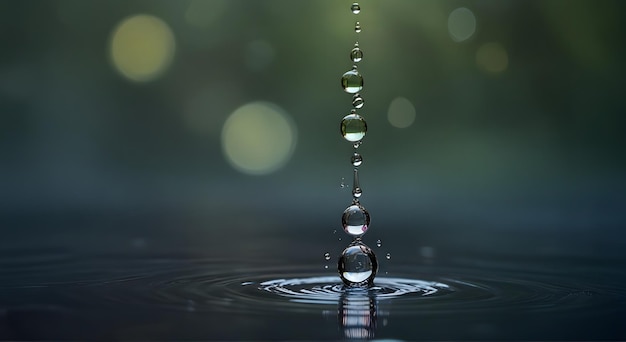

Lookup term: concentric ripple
[259,276,452,305]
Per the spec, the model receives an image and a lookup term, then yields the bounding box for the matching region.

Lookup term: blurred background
[1,0,625,262]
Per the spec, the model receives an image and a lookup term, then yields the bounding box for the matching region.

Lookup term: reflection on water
[339,289,377,339]
[0,236,625,340]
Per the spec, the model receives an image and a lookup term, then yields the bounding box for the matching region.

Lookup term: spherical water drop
[324,252,331,261]
[376,239,382,247]
[350,47,363,63]
[338,241,378,287]
[341,113,367,142]
[351,152,362,167]
[341,69,363,94]
[351,3,361,15]
[352,94,364,109]
[355,21,362,33]
[342,204,370,236]
[386,253,391,260]
[352,187,362,199]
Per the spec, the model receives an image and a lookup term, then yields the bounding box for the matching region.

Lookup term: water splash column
[337,2,378,287]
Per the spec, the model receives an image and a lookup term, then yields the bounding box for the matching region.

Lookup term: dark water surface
[1,213,625,340]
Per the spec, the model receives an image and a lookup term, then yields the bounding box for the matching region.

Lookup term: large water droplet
[341,113,367,142]
[338,241,378,287]
[350,47,363,63]
[324,252,331,260]
[355,21,362,33]
[351,3,361,15]
[351,152,362,167]
[342,203,370,236]
[352,94,364,109]
[341,69,363,94]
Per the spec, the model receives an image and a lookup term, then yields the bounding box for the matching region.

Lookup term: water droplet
[340,113,367,142]
[338,241,378,287]
[351,152,362,167]
[352,168,362,199]
[352,94,364,109]
[355,21,362,33]
[351,3,361,15]
[376,239,382,247]
[342,203,370,236]
[324,252,331,261]
[341,69,363,94]
[333,229,337,234]
[353,141,362,149]
[386,253,391,260]
[324,265,329,269]
[350,47,363,63]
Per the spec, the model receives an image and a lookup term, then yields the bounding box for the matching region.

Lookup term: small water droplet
[324,252,331,261]
[342,203,370,237]
[376,239,382,247]
[353,141,362,149]
[351,152,362,167]
[350,47,363,63]
[341,69,363,94]
[324,265,329,269]
[341,113,367,142]
[352,94,364,109]
[351,3,361,14]
[333,229,337,234]
[352,187,362,199]
[386,253,391,260]
[355,21,362,33]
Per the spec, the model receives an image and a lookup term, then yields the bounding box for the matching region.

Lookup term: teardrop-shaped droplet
[355,21,362,33]
[340,113,367,142]
[352,94,364,108]
[351,3,361,15]
[341,69,363,94]
[351,152,362,167]
[338,241,377,287]
[324,252,331,261]
[350,47,363,63]
[352,168,362,199]
[341,203,370,236]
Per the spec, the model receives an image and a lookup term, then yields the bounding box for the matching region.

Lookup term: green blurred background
[1,0,625,259]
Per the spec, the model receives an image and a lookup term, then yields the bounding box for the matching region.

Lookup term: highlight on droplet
[221,101,297,175]
[109,14,176,82]
[448,7,476,42]
[387,97,416,128]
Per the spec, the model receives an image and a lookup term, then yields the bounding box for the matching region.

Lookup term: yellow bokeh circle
[110,14,176,82]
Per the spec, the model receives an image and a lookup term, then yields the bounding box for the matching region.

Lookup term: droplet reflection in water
[338,241,378,287]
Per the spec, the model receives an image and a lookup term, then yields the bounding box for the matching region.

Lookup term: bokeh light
[221,102,297,175]
[387,97,416,129]
[448,7,476,42]
[476,42,509,73]
[110,14,176,82]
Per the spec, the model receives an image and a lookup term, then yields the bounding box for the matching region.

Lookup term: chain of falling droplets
[337,2,378,288]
